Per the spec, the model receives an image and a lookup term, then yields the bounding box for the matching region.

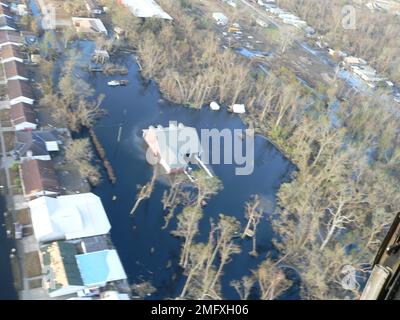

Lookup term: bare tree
[254,259,292,300]
[242,195,264,256]
[130,168,158,215]
[230,276,255,300]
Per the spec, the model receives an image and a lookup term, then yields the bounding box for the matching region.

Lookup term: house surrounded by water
[143,122,202,174]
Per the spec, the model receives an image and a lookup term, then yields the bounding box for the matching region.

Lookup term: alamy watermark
[145,121,255,176]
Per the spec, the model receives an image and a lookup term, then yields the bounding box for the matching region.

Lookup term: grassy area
[28,279,42,289]
[24,251,42,278]
[4,131,15,153]
[0,109,11,127]
[0,168,7,190]
[10,255,22,291]
[16,208,31,226]
[9,162,22,195]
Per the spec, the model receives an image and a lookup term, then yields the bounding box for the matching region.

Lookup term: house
[29,193,112,243]
[229,104,246,114]
[143,122,202,174]
[40,241,127,298]
[75,250,127,288]
[20,159,60,199]
[14,130,61,161]
[0,15,16,31]
[71,17,108,35]
[351,65,384,83]
[6,79,34,105]
[0,30,22,47]
[344,56,367,66]
[117,0,173,20]
[4,60,29,81]
[212,12,228,26]
[0,5,12,19]
[10,102,37,131]
[0,44,23,63]
[40,241,86,298]
[85,0,103,15]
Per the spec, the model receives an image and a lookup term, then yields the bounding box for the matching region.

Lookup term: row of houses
[0,25,38,130]
[0,1,130,300]
[258,0,315,35]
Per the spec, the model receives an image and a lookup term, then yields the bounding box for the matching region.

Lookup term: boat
[108,80,129,87]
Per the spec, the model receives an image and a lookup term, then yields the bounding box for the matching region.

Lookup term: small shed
[229,104,246,114]
[212,12,228,26]
[210,101,220,111]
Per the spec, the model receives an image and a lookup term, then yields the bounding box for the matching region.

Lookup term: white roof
[45,141,59,152]
[212,12,228,23]
[210,101,221,111]
[120,0,172,20]
[76,250,127,286]
[71,17,108,34]
[231,104,246,114]
[29,193,111,243]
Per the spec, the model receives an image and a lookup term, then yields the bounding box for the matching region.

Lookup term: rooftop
[29,193,111,243]
[0,43,23,61]
[118,0,173,20]
[7,79,34,100]
[143,122,202,170]
[20,159,60,198]
[76,250,127,286]
[41,241,84,294]
[71,17,108,35]
[10,102,37,125]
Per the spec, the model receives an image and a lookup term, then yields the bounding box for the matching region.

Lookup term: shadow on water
[72,41,296,299]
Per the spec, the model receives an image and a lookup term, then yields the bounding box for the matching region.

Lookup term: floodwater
[77,45,297,299]
[0,197,17,299]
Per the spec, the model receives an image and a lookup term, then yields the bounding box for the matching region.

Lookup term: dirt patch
[10,255,22,291]
[16,208,31,226]
[24,251,42,278]
[28,278,42,289]
[0,168,7,189]
[0,109,11,127]
[9,163,22,195]
[3,131,15,153]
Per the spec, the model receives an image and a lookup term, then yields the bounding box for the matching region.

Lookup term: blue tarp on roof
[76,250,110,286]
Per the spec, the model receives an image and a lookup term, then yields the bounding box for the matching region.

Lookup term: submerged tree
[242,195,264,256]
[161,173,191,229]
[64,138,101,186]
[130,168,158,215]
[230,276,255,300]
[191,171,223,208]
[172,205,204,269]
[254,259,292,300]
[179,215,241,300]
